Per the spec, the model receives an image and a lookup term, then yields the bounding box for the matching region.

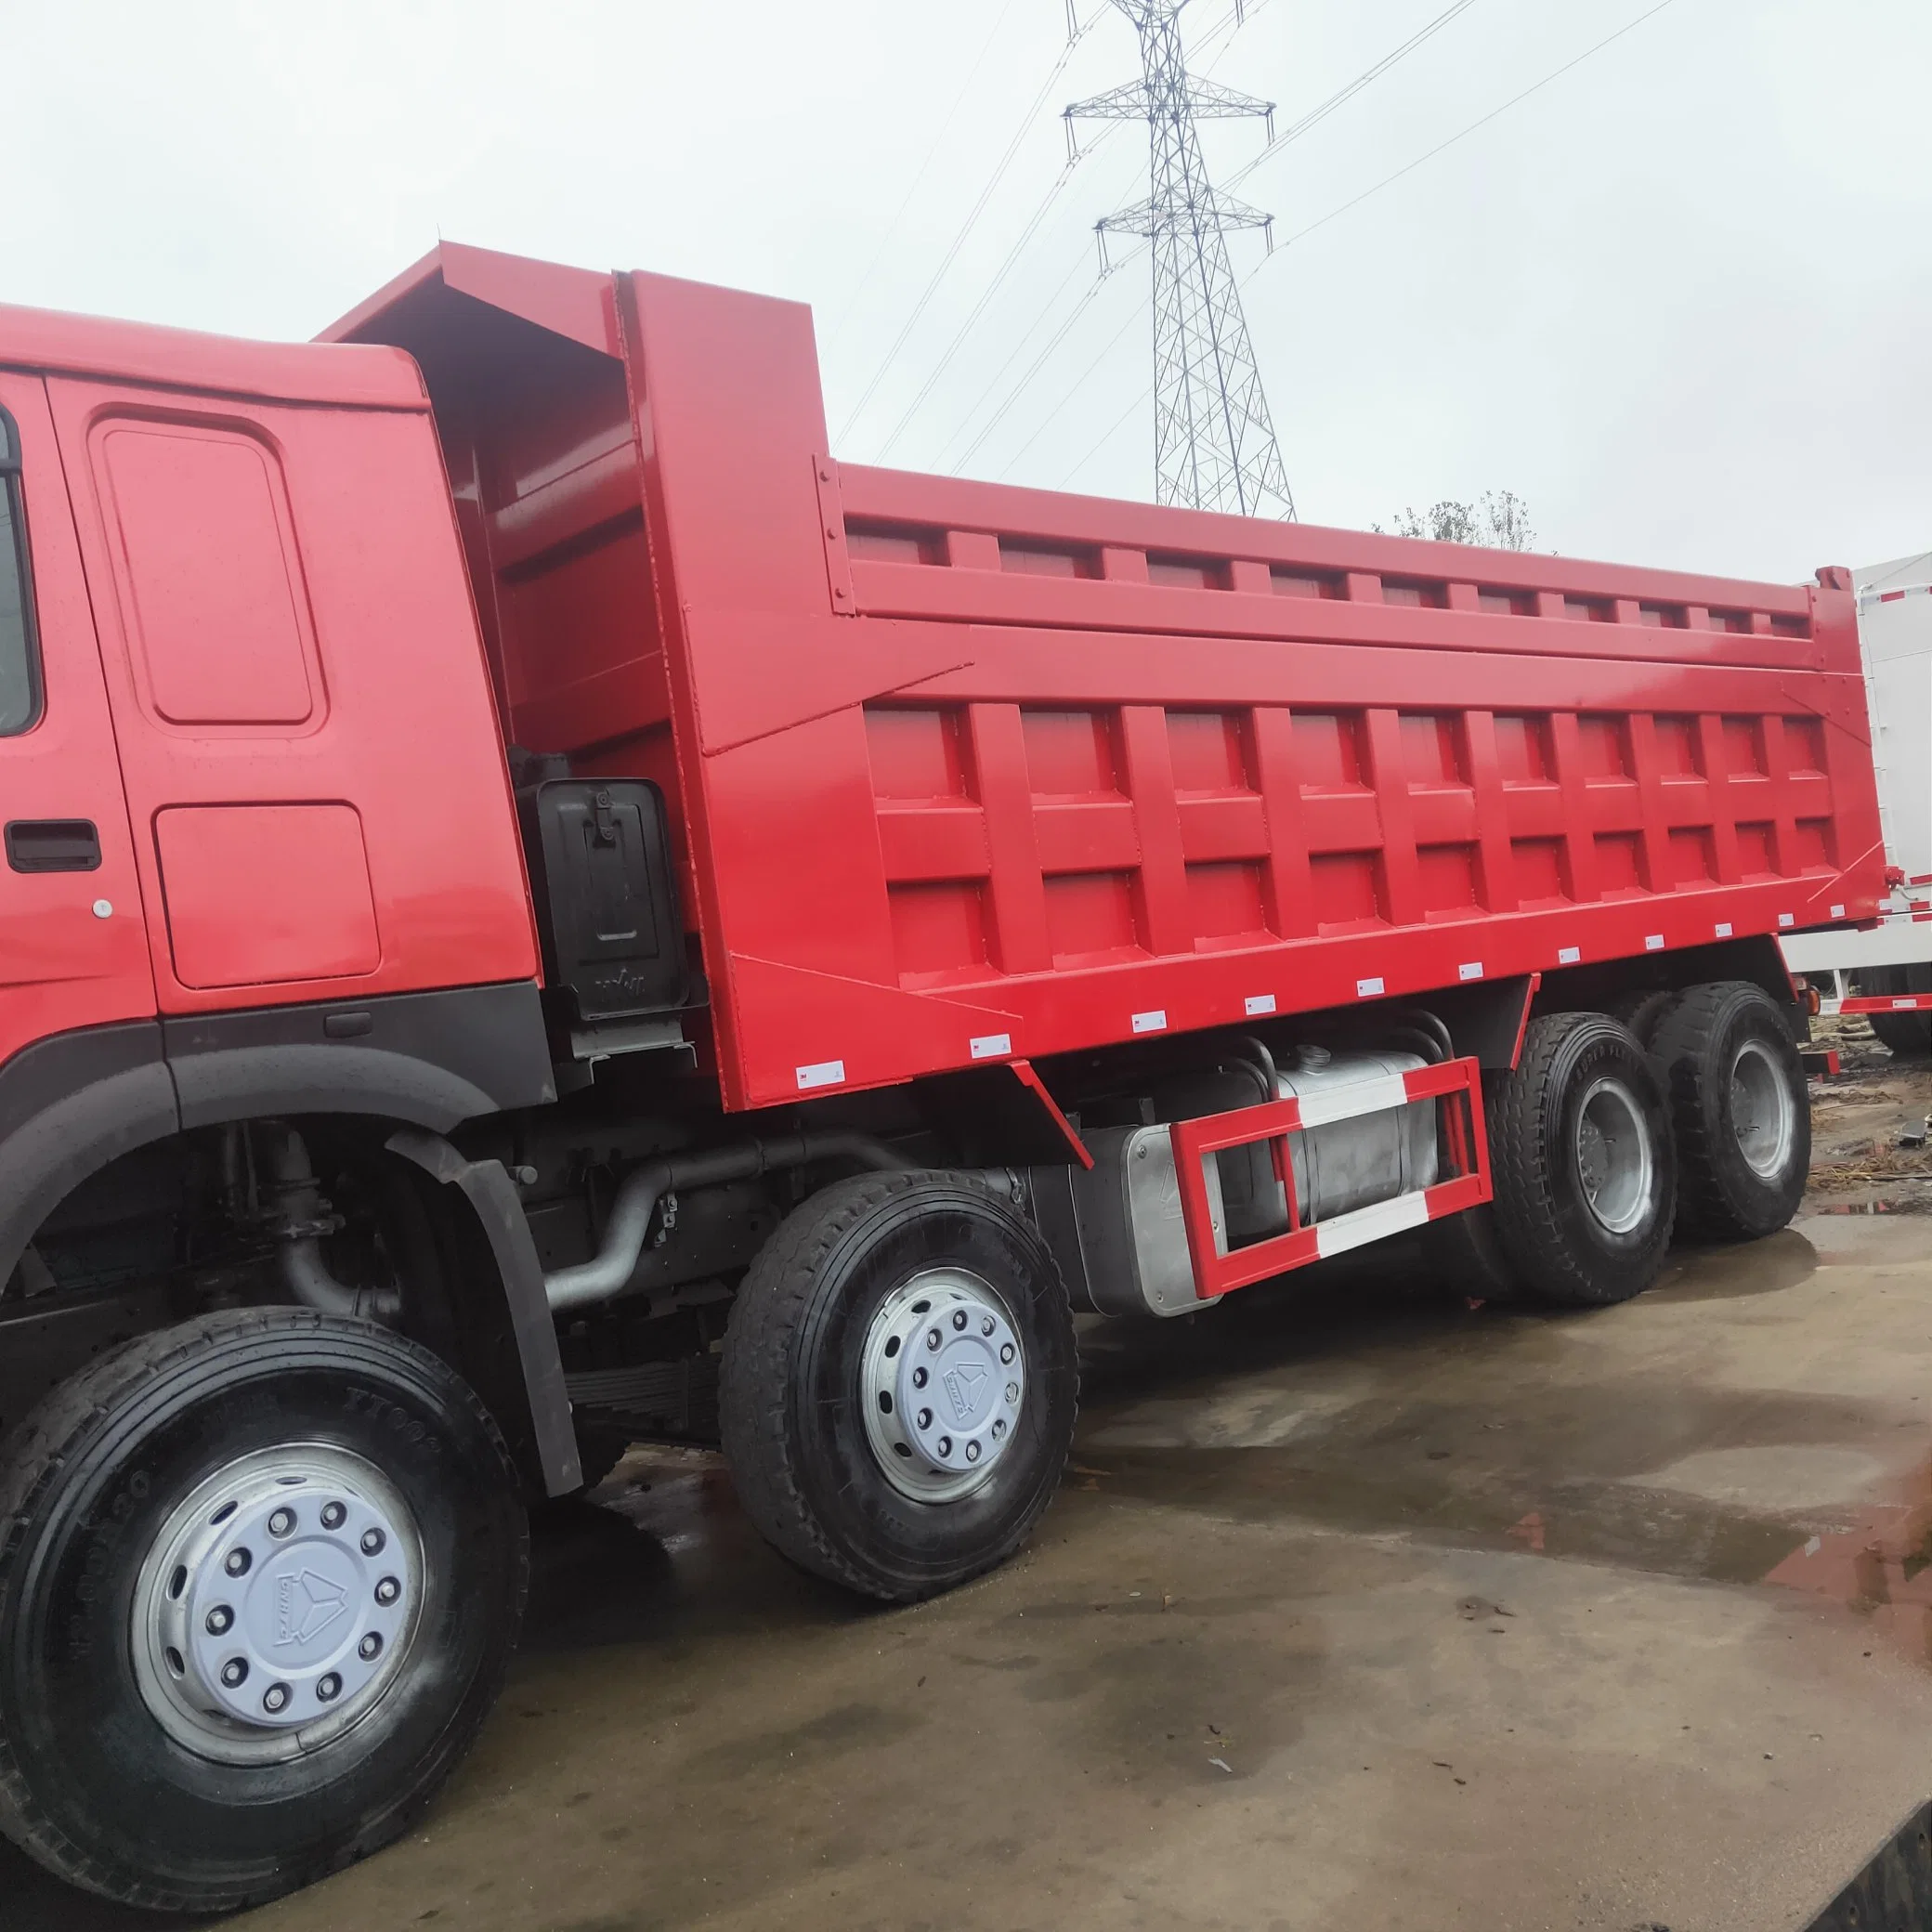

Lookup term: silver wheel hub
[1730,1038,1795,1179]
[861,1270,1027,1503]
[1575,1076,1654,1235]
[132,1444,423,1765]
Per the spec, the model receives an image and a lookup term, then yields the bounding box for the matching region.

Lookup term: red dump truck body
[322,242,1883,1112]
[0,238,1888,1915]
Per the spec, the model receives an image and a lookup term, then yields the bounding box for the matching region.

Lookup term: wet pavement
[14,1023,1932,1931]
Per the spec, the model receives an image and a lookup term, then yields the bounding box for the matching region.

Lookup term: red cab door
[0,372,152,1065]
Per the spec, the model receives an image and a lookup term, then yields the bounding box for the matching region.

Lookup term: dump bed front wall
[610,271,1883,1113]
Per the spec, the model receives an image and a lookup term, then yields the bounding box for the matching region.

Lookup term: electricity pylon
[1066,0,1296,520]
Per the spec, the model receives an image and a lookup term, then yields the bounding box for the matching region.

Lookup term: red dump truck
[0,241,1882,1910]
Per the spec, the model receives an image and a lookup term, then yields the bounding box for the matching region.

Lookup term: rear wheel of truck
[720,1172,1077,1602]
[0,1308,527,1915]
[1485,1012,1677,1307]
[1869,1010,1932,1058]
[1650,980,1810,1241]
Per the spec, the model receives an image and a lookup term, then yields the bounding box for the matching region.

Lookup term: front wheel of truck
[0,1308,528,1914]
[720,1172,1078,1602]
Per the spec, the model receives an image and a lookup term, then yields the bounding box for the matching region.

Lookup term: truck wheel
[1869,1011,1932,1058]
[1650,981,1810,1241]
[0,1308,527,1914]
[720,1172,1077,1602]
[1486,1012,1677,1307]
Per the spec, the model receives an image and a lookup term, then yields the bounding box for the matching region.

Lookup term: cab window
[0,411,44,735]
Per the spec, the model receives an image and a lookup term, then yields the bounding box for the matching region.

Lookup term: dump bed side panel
[610,269,1882,1112]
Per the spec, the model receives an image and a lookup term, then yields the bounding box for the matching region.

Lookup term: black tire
[1869,1011,1932,1058]
[1610,988,1677,1050]
[1651,981,1811,1242]
[1418,1194,1523,1301]
[719,1172,1077,1602]
[1486,1012,1677,1307]
[0,1309,527,1914]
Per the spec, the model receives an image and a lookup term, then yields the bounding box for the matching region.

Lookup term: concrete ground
[13,1016,1932,1931]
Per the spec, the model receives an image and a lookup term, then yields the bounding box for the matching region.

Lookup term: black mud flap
[385,1128,581,1495]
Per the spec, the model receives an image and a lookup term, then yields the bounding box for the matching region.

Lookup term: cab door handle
[6,819,102,873]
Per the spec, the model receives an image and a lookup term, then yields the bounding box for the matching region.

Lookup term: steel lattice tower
[1067,0,1295,519]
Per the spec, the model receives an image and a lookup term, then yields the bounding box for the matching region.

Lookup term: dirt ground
[13,1014,1932,1932]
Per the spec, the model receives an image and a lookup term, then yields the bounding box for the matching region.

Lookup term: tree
[1376,490,1536,551]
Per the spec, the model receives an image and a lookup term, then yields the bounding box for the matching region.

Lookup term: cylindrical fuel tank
[1219,1046,1439,1244]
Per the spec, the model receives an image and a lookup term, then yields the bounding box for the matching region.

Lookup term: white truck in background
[1782,550,1932,1054]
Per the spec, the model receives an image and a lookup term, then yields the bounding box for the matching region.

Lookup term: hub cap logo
[943,1363,989,1424]
[275,1569,350,1648]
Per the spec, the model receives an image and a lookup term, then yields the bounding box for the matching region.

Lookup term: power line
[820,0,1029,357]
[871,124,1124,464]
[1051,0,1686,498]
[1257,0,1680,256]
[952,242,1147,474]
[836,4,1113,448]
[920,0,1267,471]
[1221,0,1481,198]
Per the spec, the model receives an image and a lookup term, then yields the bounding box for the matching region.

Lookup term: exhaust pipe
[542,1133,915,1312]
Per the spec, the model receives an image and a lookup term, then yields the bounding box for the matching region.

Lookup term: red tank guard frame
[1171,1057,1493,1299]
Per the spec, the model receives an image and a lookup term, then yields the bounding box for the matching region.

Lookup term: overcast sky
[6,0,1926,582]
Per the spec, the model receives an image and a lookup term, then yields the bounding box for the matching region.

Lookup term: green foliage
[1374,490,1535,551]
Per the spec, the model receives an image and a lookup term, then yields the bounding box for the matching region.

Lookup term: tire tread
[0,1307,526,1914]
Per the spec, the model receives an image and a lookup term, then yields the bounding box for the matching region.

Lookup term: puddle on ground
[1069,1230,1922,1591]
[1767,1456,1932,1667]
[1649,1228,1820,1300]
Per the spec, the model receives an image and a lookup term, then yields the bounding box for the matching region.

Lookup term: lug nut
[912,1366,928,1389]
[224,1547,252,1577]
[1006,1381,1020,1403]
[953,1310,968,1331]
[999,1343,1015,1364]
[360,1528,386,1557]
[317,1674,343,1704]
[268,1508,294,1539]
[926,1328,942,1351]
[263,1683,291,1715]
[359,1632,384,1662]
[205,1605,234,1636]
[320,1501,346,1531]
[917,1408,933,1429]
[374,1576,400,1607]
[220,1659,249,1689]
[965,1440,982,1463]
[992,1418,1008,1440]
[937,1436,953,1457]
[981,1316,996,1336]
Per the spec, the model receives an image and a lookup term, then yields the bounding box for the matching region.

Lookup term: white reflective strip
[1245,994,1276,1016]
[1714,921,1733,938]
[1313,1189,1432,1260]
[970,1033,1012,1061]
[1895,998,1919,1011]
[1831,904,1847,920]
[795,1060,845,1090]
[1779,912,1795,928]
[1644,933,1664,951]
[1356,976,1385,999]
[1558,945,1582,965]
[1292,1071,1411,1129]
[1458,961,1483,982]
[1132,1010,1167,1034]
